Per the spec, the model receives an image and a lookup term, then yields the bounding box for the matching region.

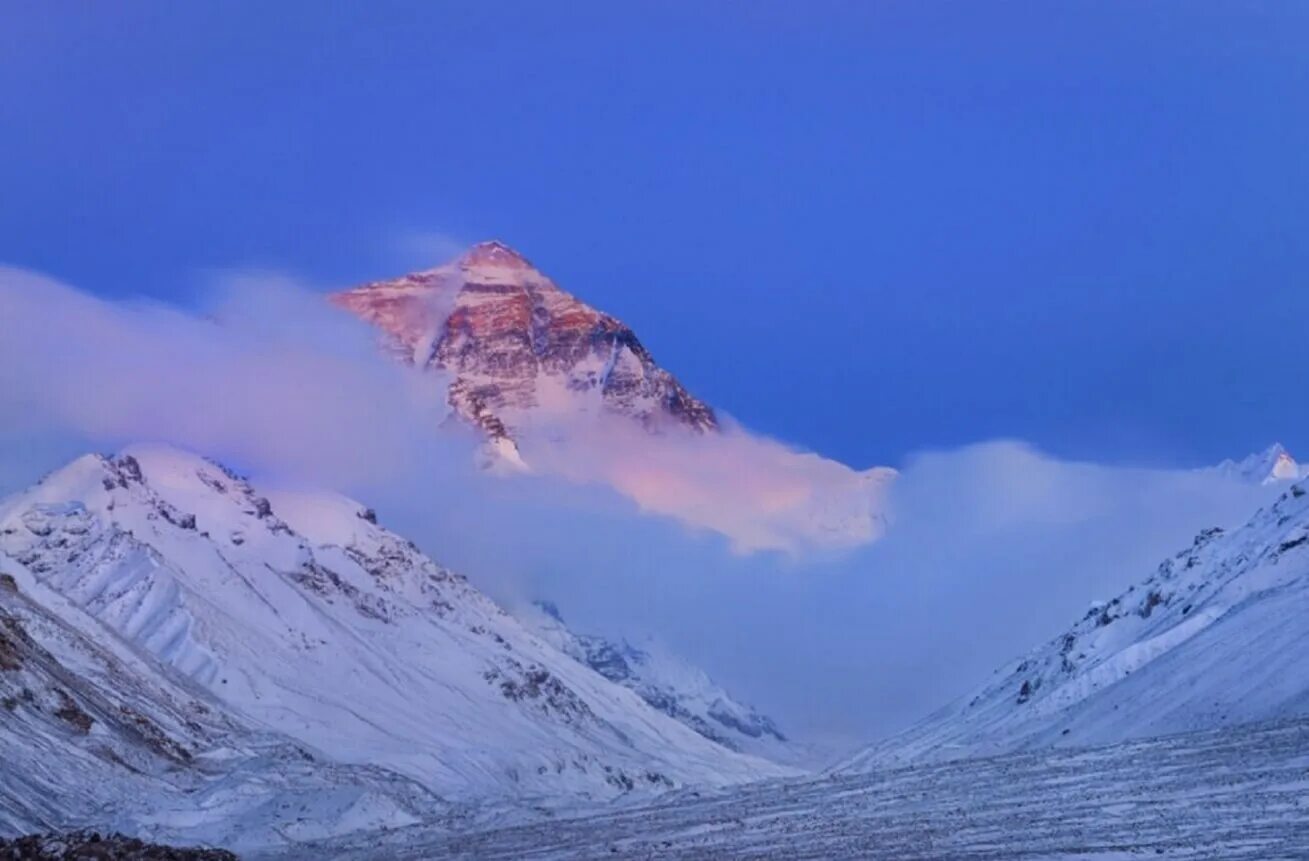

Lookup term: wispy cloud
[0,265,457,487]
[518,413,893,554]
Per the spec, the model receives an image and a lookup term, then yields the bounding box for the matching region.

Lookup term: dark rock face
[0,614,23,671]
[708,705,785,741]
[0,832,236,860]
[332,241,717,447]
[581,640,635,685]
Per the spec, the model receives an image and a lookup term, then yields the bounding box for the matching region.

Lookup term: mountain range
[2,239,1308,856]
[840,445,1309,772]
[0,445,791,850]
[521,601,809,767]
[1210,442,1308,485]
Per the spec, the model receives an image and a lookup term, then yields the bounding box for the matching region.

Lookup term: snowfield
[262,717,1309,860]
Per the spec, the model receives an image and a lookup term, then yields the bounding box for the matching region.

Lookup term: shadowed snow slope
[841,476,1309,771]
[521,601,813,767]
[0,446,788,823]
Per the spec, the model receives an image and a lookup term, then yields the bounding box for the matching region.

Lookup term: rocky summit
[333,241,717,460]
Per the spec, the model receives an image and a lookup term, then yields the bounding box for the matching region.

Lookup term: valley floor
[269,718,1309,860]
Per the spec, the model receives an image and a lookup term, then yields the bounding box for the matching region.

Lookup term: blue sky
[3,2,1307,468]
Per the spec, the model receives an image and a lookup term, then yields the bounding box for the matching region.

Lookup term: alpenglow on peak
[457,239,536,272]
[331,241,718,462]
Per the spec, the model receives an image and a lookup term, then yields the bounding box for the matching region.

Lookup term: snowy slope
[521,602,810,767]
[0,447,787,812]
[280,717,1309,861]
[841,477,1309,771]
[0,553,439,851]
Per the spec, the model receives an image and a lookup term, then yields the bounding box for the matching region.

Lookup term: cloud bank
[0,266,456,487]
[0,265,1282,757]
[517,414,893,554]
[518,440,1276,751]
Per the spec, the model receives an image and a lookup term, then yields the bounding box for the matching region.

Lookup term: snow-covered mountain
[841,475,1309,772]
[0,536,440,851]
[332,241,716,467]
[0,445,788,836]
[331,241,896,553]
[520,602,811,767]
[1211,442,1308,485]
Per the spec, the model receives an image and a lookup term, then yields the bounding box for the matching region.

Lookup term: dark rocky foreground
[0,833,236,861]
[267,718,1309,860]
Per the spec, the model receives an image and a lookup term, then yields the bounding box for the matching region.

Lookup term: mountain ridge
[1210,442,1307,485]
[520,601,817,767]
[0,444,791,844]
[839,472,1309,772]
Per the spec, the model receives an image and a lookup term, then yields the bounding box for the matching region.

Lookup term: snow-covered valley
[8,4,1309,854]
[244,457,1309,859]
[265,716,1309,860]
[2,247,1308,857]
[6,440,1309,856]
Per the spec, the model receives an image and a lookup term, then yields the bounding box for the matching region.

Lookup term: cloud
[0,265,883,563]
[526,440,1277,751]
[0,265,459,488]
[0,265,1283,760]
[517,413,894,554]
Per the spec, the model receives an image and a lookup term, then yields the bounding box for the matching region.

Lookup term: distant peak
[1268,445,1300,480]
[457,240,535,271]
[1251,442,1297,472]
[1213,442,1304,484]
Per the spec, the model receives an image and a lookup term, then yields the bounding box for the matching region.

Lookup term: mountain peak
[1213,443,1305,485]
[332,242,718,456]
[456,239,535,272]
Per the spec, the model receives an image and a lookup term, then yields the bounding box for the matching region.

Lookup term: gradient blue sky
[3,2,1306,468]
